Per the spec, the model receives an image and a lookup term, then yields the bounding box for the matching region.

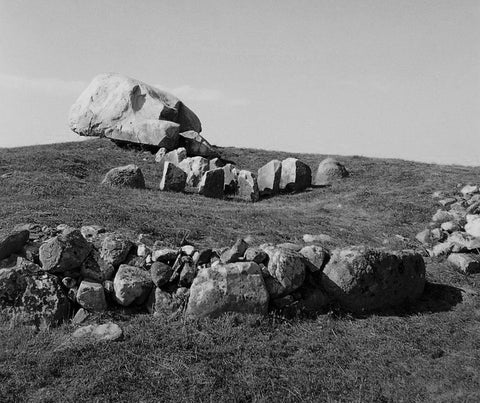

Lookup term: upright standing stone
[178,156,210,188]
[199,169,225,199]
[160,162,187,192]
[236,170,260,202]
[257,160,282,196]
[155,147,187,165]
[279,158,311,192]
[223,164,239,194]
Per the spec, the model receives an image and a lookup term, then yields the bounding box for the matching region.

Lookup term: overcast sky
[0,0,479,165]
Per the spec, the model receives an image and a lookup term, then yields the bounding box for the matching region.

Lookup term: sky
[0,0,479,165]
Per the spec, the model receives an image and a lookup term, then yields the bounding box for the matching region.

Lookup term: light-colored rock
[101,164,145,189]
[465,218,480,237]
[299,245,329,272]
[113,264,153,306]
[221,239,249,264]
[69,73,201,146]
[244,247,268,264]
[223,164,239,193]
[76,280,107,312]
[236,170,260,202]
[264,247,306,298]
[322,247,426,313]
[179,131,219,158]
[80,249,115,282]
[415,229,432,245]
[181,245,196,256]
[447,253,480,274]
[461,185,479,196]
[177,156,210,188]
[186,262,269,318]
[72,322,123,341]
[80,225,106,242]
[0,230,30,261]
[313,158,349,186]
[72,308,89,324]
[432,191,446,199]
[199,168,225,199]
[438,198,457,208]
[39,228,92,274]
[155,147,187,165]
[257,160,282,195]
[100,233,133,267]
[151,248,178,263]
[279,158,312,192]
[303,234,333,244]
[136,244,150,257]
[159,161,187,192]
[441,221,461,233]
[431,209,454,224]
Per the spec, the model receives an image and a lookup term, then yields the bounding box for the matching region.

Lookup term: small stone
[441,221,461,233]
[136,244,150,257]
[101,164,145,189]
[72,308,89,324]
[193,249,213,266]
[72,322,123,342]
[221,239,249,264]
[465,218,480,237]
[303,234,333,244]
[415,229,432,245]
[276,242,303,252]
[76,280,107,312]
[80,225,106,242]
[181,245,196,256]
[0,230,30,261]
[244,247,268,264]
[62,277,77,289]
[299,245,329,272]
[438,198,457,208]
[431,209,454,224]
[447,253,480,274]
[461,185,479,196]
[179,259,197,287]
[151,248,179,263]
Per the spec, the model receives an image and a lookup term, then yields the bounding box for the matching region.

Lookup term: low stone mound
[101,164,145,189]
[313,158,349,186]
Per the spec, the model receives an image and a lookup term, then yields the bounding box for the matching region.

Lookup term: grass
[0,138,480,402]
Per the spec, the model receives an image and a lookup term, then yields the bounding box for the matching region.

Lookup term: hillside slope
[1,139,480,402]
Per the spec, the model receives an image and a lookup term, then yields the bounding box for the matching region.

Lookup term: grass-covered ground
[1,138,479,402]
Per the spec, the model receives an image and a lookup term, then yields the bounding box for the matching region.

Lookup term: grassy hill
[1,139,479,402]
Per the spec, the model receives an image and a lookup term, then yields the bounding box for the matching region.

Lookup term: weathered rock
[276,243,303,252]
[313,158,349,186]
[101,164,145,189]
[69,73,201,146]
[244,247,268,264]
[280,158,312,192]
[159,162,187,192]
[179,131,219,158]
[460,185,479,196]
[322,247,426,313]
[264,248,306,298]
[62,277,77,289]
[209,158,225,170]
[236,170,260,202]
[155,147,187,165]
[76,280,107,312]
[154,147,167,163]
[113,264,153,306]
[80,225,106,242]
[178,156,210,189]
[39,228,92,274]
[299,245,329,273]
[146,288,181,316]
[193,249,213,266]
[465,218,480,237]
[438,198,457,208]
[150,262,173,287]
[221,239,249,264]
[151,248,179,263]
[80,249,115,282]
[441,221,461,233]
[257,160,282,196]
[415,229,433,245]
[447,253,480,274]
[0,230,30,261]
[223,164,239,193]
[19,274,70,328]
[303,234,333,244]
[199,168,225,199]
[186,262,269,318]
[179,259,197,287]
[72,307,89,324]
[431,209,454,224]
[100,233,133,267]
[72,322,123,342]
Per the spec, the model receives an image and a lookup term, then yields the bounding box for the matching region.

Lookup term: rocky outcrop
[69,73,201,148]
[101,164,146,189]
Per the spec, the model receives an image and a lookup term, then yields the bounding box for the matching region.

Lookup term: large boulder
[177,156,210,188]
[159,162,187,192]
[101,164,145,189]
[19,274,70,328]
[113,264,153,306]
[279,158,311,192]
[322,247,426,313]
[257,160,282,196]
[0,230,30,261]
[186,262,269,319]
[179,131,219,158]
[264,247,307,298]
[199,169,225,199]
[68,73,201,148]
[313,158,349,186]
[39,228,92,274]
[236,170,260,202]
